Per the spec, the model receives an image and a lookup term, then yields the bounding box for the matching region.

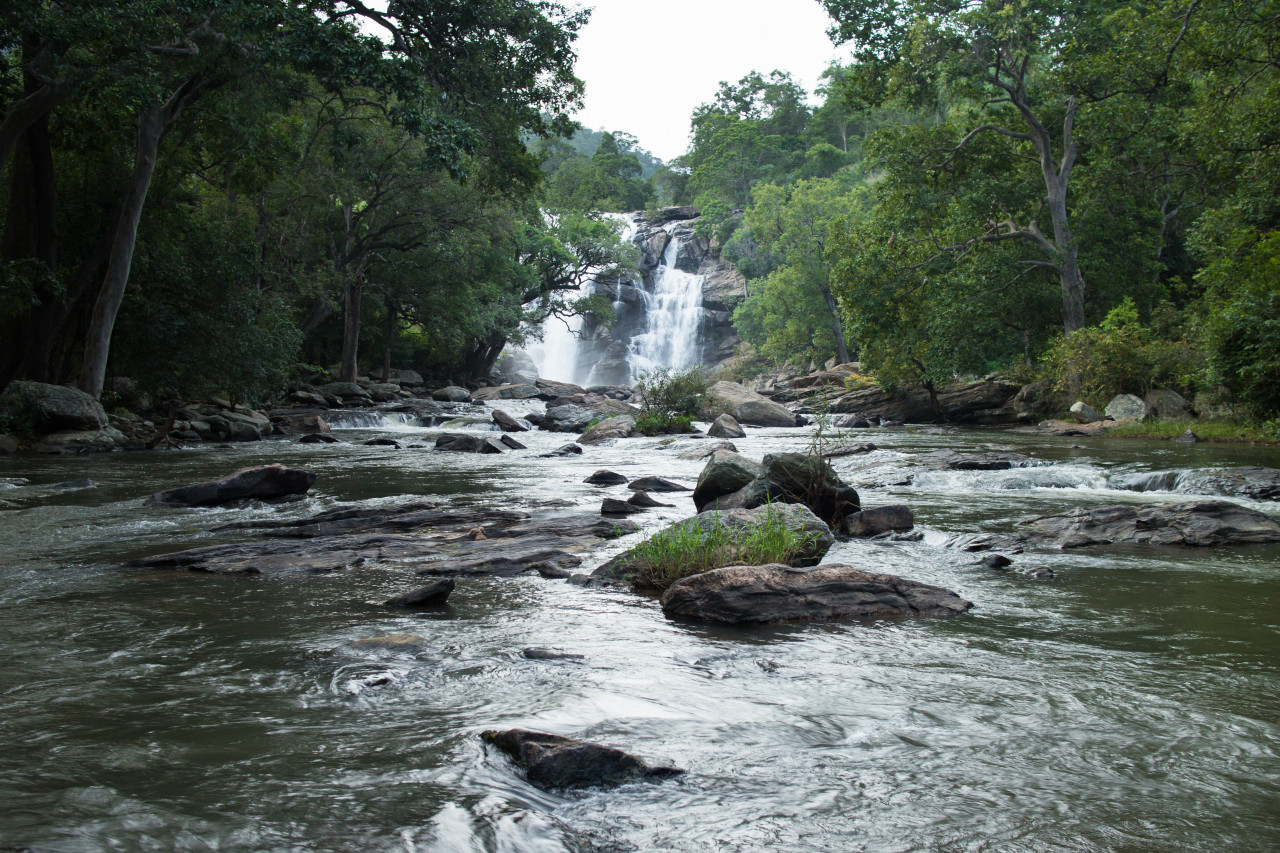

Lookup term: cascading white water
[626,226,705,376]
[525,214,637,385]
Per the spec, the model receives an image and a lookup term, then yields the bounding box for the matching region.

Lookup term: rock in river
[384,578,455,608]
[840,505,915,537]
[628,476,690,492]
[481,729,683,790]
[659,563,973,624]
[436,433,504,454]
[707,413,746,439]
[145,465,315,507]
[585,470,629,486]
[705,381,796,427]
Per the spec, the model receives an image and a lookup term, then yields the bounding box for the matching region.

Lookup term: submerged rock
[481,729,683,790]
[145,465,315,507]
[522,647,585,661]
[659,563,973,624]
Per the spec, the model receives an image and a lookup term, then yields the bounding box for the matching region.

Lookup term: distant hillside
[569,127,664,179]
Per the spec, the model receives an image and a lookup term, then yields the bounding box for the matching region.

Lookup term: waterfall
[627,226,704,376]
[525,213,637,385]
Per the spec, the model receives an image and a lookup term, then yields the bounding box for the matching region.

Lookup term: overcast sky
[570,0,850,163]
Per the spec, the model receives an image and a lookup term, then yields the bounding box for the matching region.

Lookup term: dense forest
[3,0,1278,426]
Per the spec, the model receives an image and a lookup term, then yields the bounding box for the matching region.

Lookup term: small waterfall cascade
[626,226,705,376]
[525,214,637,386]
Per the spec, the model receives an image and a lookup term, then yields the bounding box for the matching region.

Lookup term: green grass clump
[1105,418,1280,444]
[634,412,695,436]
[629,505,817,590]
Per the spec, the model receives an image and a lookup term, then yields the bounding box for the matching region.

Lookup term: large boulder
[0,381,108,433]
[432,386,471,403]
[491,409,528,432]
[481,729,682,790]
[659,563,973,624]
[692,450,763,510]
[1104,394,1150,421]
[706,413,746,439]
[495,350,539,386]
[540,404,597,433]
[579,415,636,444]
[145,465,315,507]
[593,503,834,588]
[698,452,860,526]
[31,427,125,454]
[1144,388,1192,420]
[1069,401,1101,424]
[705,381,796,427]
[318,382,372,404]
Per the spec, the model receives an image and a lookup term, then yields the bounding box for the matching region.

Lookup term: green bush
[633,366,708,435]
[629,505,818,590]
[1041,299,1205,409]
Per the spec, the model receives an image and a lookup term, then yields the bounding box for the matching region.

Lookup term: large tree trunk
[339,279,363,383]
[817,277,852,364]
[0,80,69,179]
[1049,193,1086,333]
[381,302,397,383]
[78,77,203,399]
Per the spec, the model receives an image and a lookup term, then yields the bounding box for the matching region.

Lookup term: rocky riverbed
[2,413,1279,851]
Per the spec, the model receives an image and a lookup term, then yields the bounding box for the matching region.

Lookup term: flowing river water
[2,412,1279,852]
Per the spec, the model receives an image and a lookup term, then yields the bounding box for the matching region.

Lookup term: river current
[2,414,1278,852]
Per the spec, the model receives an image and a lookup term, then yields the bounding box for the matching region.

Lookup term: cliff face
[574,207,745,386]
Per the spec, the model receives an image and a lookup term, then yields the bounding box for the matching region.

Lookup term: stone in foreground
[659,563,972,624]
[482,729,683,790]
[145,465,315,507]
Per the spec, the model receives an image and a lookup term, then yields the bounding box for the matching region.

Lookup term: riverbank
[1103,417,1280,445]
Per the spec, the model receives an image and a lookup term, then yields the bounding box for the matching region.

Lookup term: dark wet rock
[659,563,973,624]
[1175,429,1200,444]
[821,442,877,458]
[706,381,796,427]
[433,386,472,403]
[840,505,914,537]
[978,554,1013,570]
[472,383,540,401]
[541,443,583,457]
[627,490,672,508]
[693,450,762,510]
[0,433,17,453]
[602,497,645,515]
[1113,467,1280,501]
[566,574,593,586]
[364,438,402,448]
[830,380,1021,425]
[535,378,587,400]
[707,413,746,439]
[436,433,504,454]
[498,435,526,450]
[1104,393,1150,421]
[145,465,315,508]
[585,470,629,486]
[675,439,737,460]
[918,449,1036,471]
[580,414,637,444]
[594,503,834,587]
[492,409,529,432]
[482,729,683,790]
[522,648,585,661]
[384,578,455,608]
[942,533,1019,553]
[0,380,108,432]
[628,476,690,492]
[831,415,873,429]
[533,561,573,578]
[129,505,637,577]
[281,413,331,434]
[699,452,860,526]
[30,427,125,454]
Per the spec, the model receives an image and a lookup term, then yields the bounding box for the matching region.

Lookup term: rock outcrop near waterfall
[529,207,746,386]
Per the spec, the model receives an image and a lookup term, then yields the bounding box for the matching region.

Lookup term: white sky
[569,0,851,162]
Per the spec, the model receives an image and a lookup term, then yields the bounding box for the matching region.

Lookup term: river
[2,413,1278,852]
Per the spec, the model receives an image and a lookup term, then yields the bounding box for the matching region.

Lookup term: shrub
[1041,298,1205,408]
[633,366,707,435]
[629,504,818,590]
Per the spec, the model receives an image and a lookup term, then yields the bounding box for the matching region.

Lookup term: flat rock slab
[1112,466,1280,502]
[482,729,683,790]
[627,476,690,492]
[659,563,972,624]
[145,465,315,507]
[917,450,1036,471]
[126,505,637,577]
[947,499,1280,551]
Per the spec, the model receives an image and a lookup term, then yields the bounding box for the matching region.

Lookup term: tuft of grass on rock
[1105,418,1280,444]
[629,505,818,590]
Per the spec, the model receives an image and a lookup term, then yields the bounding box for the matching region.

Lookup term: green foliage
[538,130,657,212]
[1040,300,1205,409]
[633,366,708,434]
[627,505,818,590]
